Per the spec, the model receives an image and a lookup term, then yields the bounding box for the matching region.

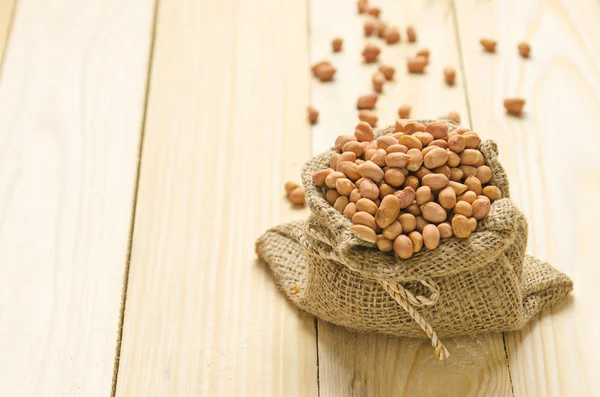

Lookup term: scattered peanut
[367,6,381,18]
[358,110,378,127]
[407,56,428,74]
[406,26,417,42]
[372,71,386,93]
[289,187,306,205]
[312,61,336,82]
[307,106,319,125]
[357,93,379,109]
[375,21,387,38]
[362,43,381,63]
[364,21,375,36]
[357,0,369,14]
[315,121,501,257]
[379,65,395,80]
[416,49,430,62]
[332,37,343,52]
[384,27,400,44]
[518,42,531,58]
[504,98,526,116]
[480,38,497,53]
[444,67,456,86]
[285,181,300,196]
[398,104,411,119]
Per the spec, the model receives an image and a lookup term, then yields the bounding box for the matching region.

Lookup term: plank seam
[503,332,516,397]
[110,0,162,394]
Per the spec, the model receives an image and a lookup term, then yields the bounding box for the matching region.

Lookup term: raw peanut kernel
[504,98,526,116]
[326,189,340,204]
[452,214,471,238]
[454,200,473,217]
[384,168,405,187]
[370,148,387,166]
[334,134,357,150]
[362,43,381,63]
[398,135,423,150]
[356,198,378,215]
[518,42,531,58]
[336,178,356,196]
[423,147,448,169]
[407,56,427,73]
[386,144,408,154]
[407,25,417,42]
[383,221,403,240]
[448,134,466,153]
[421,202,447,224]
[459,164,477,177]
[314,63,336,82]
[376,136,398,149]
[414,132,434,147]
[379,65,395,80]
[406,202,421,216]
[398,104,411,119]
[448,181,468,195]
[468,217,478,232]
[357,0,368,14]
[364,21,375,36]
[429,139,448,149]
[414,166,432,180]
[344,202,357,219]
[417,48,430,62]
[438,186,457,209]
[379,183,397,198]
[408,231,423,253]
[449,167,463,181]
[350,188,361,203]
[329,153,340,170]
[355,121,375,141]
[385,152,410,168]
[307,106,319,124]
[416,186,433,205]
[406,148,423,171]
[463,132,481,149]
[285,181,300,196]
[423,224,441,250]
[342,141,365,157]
[415,216,430,233]
[403,175,420,190]
[394,186,416,209]
[358,160,384,182]
[425,121,449,139]
[393,235,414,258]
[325,171,346,189]
[422,174,449,190]
[384,27,400,44]
[447,111,461,123]
[438,222,453,239]
[447,151,461,167]
[480,38,497,53]
[376,235,394,252]
[312,168,334,187]
[459,191,477,204]
[472,198,491,220]
[399,213,417,233]
[476,165,492,183]
[332,37,343,52]
[358,110,378,127]
[404,122,426,135]
[338,151,356,163]
[444,67,456,85]
[359,178,379,200]
[334,196,349,212]
[367,6,381,18]
[372,72,386,93]
[465,175,482,195]
[376,195,401,229]
[483,185,502,201]
[351,224,377,243]
[353,211,377,231]
[357,93,379,109]
[459,149,483,165]
[376,21,387,38]
[289,187,306,205]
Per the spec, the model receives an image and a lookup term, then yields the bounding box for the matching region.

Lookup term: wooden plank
[114,0,318,395]
[453,0,600,395]
[310,0,512,395]
[0,0,155,395]
[0,0,16,64]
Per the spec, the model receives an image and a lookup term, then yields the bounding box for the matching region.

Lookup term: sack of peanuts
[256,120,572,359]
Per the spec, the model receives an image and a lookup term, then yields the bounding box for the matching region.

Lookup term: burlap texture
[256,121,573,338]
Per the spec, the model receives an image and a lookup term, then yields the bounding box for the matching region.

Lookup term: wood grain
[0,0,16,65]
[454,0,600,395]
[310,0,511,395]
[0,0,155,395]
[114,0,318,395]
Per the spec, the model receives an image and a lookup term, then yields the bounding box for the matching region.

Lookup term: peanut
[386,144,408,154]
[325,171,345,188]
[362,43,381,63]
[406,25,417,42]
[433,164,451,178]
[393,234,414,258]
[476,165,492,184]
[332,37,343,52]
[307,106,319,124]
[350,188,361,203]
[398,213,417,233]
[376,136,399,149]
[344,202,357,219]
[463,132,481,149]
[338,161,361,180]
[459,149,483,165]
[454,200,473,217]
[406,231,422,253]
[421,202,447,224]
[417,48,430,62]
[356,198,378,215]
[422,173,449,190]
[415,216,430,233]
[480,38,497,53]
[355,121,375,141]
[452,214,471,238]
[407,56,427,73]
[339,151,356,164]
[367,6,380,18]
[404,122,426,135]
[429,139,448,149]
[416,186,433,205]
[459,191,477,204]
[459,164,477,177]
[383,220,403,240]
[359,178,380,200]
[351,224,377,243]
[334,134,357,151]
[423,147,448,169]
[289,187,306,205]
[314,63,336,81]
[425,121,449,140]
[357,93,379,109]
[285,181,300,196]
[471,198,491,220]
[395,119,407,132]
[448,180,468,195]
[447,151,461,167]
[336,178,356,196]
[483,185,501,201]
[364,21,375,36]
[414,132,434,147]
[385,152,410,168]
[504,98,526,116]
[468,217,478,232]
[464,175,482,195]
[384,168,405,187]
[378,183,397,198]
[334,195,349,212]
[353,211,377,231]
[406,202,421,216]
[358,160,384,182]
[448,135,466,153]
[447,111,461,123]
[403,175,420,190]
[449,167,463,181]
[437,222,453,239]
[397,104,411,119]
[384,27,400,44]
[326,189,340,204]
[372,71,386,93]
[414,166,432,180]
[312,168,334,187]
[398,135,423,150]
[375,21,387,38]
[370,148,387,166]
[438,186,457,209]
[357,0,368,14]
[444,66,456,85]
[379,65,395,80]
[376,195,401,229]
[423,224,441,249]
[518,42,531,58]
[394,186,416,209]
[330,153,340,170]
[376,235,394,252]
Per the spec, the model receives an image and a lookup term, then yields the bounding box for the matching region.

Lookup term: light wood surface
[0,0,155,395]
[1,0,597,395]
[114,0,318,395]
[311,1,511,395]
[455,1,600,395]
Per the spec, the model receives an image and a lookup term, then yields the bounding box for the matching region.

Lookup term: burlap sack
[256,121,573,359]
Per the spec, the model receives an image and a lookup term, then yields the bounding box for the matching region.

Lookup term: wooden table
[0,0,597,395]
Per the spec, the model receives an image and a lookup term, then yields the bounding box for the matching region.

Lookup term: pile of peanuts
[312,120,502,258]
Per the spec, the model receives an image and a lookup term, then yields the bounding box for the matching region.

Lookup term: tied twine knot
[298,227,449,360]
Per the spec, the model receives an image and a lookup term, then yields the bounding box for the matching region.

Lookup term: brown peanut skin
[344,202,357,219]
[421,202,447,224]
[326,189,340,204]
[353,211,377,231]
[359,178,379,201]
[398,104,411,118]
[356,198,378,215]
[376,195,401,229]
[472,198,491,220]
[422,224,441,249]
[393,235,414,258]
[333,195,349,212]
[382,221,403,240]
[398,213,417,233]
[438,186,457,209]
[408,231,423,253]
[437,222,453,238]
[454,200,473,217]
[376,235,394,252]
[351,224,377,243]
[354,121,375,141]
[483,185,502,201]
[394,187,416,209]
[452,214,472,238]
